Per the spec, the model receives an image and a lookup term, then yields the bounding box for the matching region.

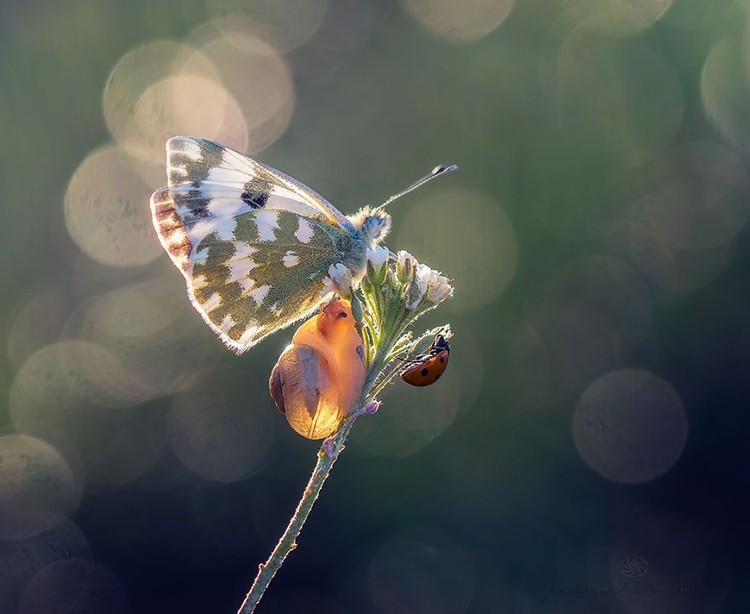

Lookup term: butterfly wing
[151,137,360,353]
[165,136,353,230]
[152,184,353,352]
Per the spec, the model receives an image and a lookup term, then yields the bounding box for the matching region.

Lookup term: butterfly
[150,136,456,353]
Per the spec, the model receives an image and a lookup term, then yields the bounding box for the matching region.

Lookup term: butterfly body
[151,137,390,353]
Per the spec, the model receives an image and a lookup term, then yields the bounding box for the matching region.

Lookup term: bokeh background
[1,0,749,611]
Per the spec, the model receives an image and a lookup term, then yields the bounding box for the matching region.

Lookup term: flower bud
[396,250,417,284]
[366,245,389,274]
[322,438,336,456]
[363,400,381,414]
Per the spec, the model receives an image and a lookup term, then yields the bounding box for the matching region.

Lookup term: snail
[269,299,366,439]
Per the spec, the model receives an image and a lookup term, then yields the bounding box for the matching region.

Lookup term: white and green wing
[151,138,355,352]
[164,136,352,230]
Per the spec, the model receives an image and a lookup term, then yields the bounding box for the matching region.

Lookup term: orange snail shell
[269,299,366,439]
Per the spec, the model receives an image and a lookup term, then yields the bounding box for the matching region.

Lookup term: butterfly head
[348,207,392,247]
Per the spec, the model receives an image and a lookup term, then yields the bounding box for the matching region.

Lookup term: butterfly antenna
[375,164,459,210]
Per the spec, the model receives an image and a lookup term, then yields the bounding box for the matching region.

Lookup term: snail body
[269,299,365,439]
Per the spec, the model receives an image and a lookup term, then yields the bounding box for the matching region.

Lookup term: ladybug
[400,334,450,387]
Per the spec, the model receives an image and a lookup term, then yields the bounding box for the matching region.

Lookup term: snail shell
[269,299,365,439]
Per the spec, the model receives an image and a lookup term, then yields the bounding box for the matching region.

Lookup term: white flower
[425,270,453,305]
[405,263,430,310]
[416,263,431,289]
[320,263,354,298]
[366,245,389,274]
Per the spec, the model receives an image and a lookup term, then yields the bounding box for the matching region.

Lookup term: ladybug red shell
[400,334,450,387]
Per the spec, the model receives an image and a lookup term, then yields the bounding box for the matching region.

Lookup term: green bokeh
[1,0,748,612]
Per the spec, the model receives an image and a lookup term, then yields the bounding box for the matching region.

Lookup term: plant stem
[236,410,360,614]
[237,300,402,613]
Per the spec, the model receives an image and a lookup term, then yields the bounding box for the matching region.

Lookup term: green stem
[236,410,360,614]
[236,299,410,612]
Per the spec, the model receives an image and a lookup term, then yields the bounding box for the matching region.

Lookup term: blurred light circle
[19,559,130,614]
[573,368,687,483]
[185,33,294,154]
[368,529,475,614]
[535,31,684,239]
[102,40,221,160]
[557,31,683,155]
[131,74,248,159]
[608,219,733,297]
[10,341,152,420]
[7,282,70,370]
[290,0,383,80]
[529,136,644,239]
[0,519,90,612]
[205,0,329,51]
[64,145,160,268]
[400,0,514,42]
[98,322,215,399]
[83,281,178,340]
[560,0,674,37]
[534,255,652,391]
[10,341,163,491]
[0,435,81,540]
[358,375,460,458]
[70,276,221,399]
[397,188,517,314]
[10,398,163,493]
[167,371,274,482]
[701,34,750,150]
[634,141,750,250]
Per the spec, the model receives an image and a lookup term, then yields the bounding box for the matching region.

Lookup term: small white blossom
[321,263,354,298]
[416,263,431,288]
[366,245,389,274]
[425,270,453,305]
[405,263,430,310]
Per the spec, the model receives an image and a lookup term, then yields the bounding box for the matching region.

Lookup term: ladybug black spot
[421,368,429,377]
[440,356,445,363]
[435,372,441,380]
[338,312,348,318]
